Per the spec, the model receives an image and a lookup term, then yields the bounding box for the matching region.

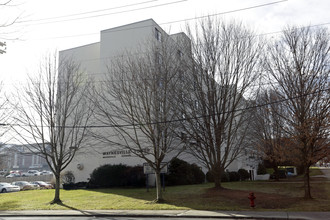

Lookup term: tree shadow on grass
[0,200,20,210]
[82,181,328,211]
[56,201,103,216]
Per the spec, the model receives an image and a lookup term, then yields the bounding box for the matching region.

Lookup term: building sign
[143,162,168,174]
[102,149,131,158]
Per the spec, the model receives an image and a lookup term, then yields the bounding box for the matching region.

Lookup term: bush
[238,169,250,181]
[257,163,267,175]
[206,171,230,182]
[221,172,230,182]
[206,171,214,182]
[190,163,205,184]
[89,164,145,188]
[228,171,240,181]
[62,171,75,184]
[166,158,205,186]
[123,166,146,187]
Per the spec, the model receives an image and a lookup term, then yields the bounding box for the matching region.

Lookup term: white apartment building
[59,19,258,183]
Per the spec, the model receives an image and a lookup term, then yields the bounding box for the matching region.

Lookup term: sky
[0,0,329,144]
[1,0,330,86]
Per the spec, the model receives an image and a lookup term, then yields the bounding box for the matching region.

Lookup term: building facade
[60,19,258,183]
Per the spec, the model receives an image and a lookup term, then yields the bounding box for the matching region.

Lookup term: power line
[4,87,329,128]
[26,0,288,40]
[17,0,159,23]
[15,0,188,26]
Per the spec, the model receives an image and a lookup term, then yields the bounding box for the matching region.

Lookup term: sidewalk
[0,210,330,220]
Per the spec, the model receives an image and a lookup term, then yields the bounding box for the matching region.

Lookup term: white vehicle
[5,173,20,178]
[40,170,53,175]
[0,182,20,193]
[21,170,41,177]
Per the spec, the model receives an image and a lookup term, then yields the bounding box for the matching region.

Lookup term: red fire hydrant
[248,192,256,208]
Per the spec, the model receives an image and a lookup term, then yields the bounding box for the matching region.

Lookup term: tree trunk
[273,164,279,181]
[155,171,164,203]
[213,168,223,189]
[51,173,62,204]
[304,166,312,199]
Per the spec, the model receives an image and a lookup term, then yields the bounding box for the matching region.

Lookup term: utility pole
[0,41,6,54]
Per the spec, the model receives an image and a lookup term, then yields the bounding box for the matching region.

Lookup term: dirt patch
[204,187,300,209]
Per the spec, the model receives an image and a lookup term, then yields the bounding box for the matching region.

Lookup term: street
[0,217,251,220]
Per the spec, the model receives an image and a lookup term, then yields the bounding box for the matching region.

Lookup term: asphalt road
[0,218,250,220]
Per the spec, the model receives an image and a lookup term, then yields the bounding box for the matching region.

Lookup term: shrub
[89,164,145,188]
[221,172,230,182]
[257,163,267,175]
[62,171,75,184]
[206,171,214,182]
[166,158,205,186]
[123,165,145,187]
[228,171,240,181]
[206,171,230,182]
[238,168,250,181]
[190,163,205,184]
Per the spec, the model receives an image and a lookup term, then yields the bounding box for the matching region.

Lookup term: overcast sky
[1,0,330,144]
[1,0,330,85]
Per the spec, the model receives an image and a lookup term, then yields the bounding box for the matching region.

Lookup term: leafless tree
[264,26,330,199]
[250,90,293,180]
[178,18,263,189]
[92,36,186,202]
[12,53,94,204]
[0,84,13,140]
[1,0,21,45]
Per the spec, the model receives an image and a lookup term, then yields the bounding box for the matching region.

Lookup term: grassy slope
[0,168,329,211]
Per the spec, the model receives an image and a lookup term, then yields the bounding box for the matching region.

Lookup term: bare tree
[1,0,21,47]
[93,36,186,202]
[0,84,12,140]
[264,26,330,199]
[250,90,293,180]
[12,53,94,204]
[178,18,263,189]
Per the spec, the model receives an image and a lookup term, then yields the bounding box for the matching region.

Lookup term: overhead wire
[21,0,288,40]
[17,0,160,23]
[2,87,329,128]
[15,0,188,26]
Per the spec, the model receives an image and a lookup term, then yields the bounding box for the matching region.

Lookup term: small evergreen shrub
[206,171,230,182]
[238,168,250,180]
[166,158,205,186]
[89,164,145,188]
[206,171,214,182]
[221,172,230,182]
[228,171,240,181]
[257,163,267,175]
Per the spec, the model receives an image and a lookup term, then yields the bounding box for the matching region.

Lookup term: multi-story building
[60,19,258,182]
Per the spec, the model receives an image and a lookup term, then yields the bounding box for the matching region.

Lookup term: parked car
[31,181,53,189]
[5,173,21,178]
[0,182,20,193]
[40,170,53,176]
[11,181,35,190]
[21,170,41,177]
[28,182,40,189]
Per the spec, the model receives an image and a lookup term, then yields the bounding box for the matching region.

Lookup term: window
[194,100,199,108]
[155,28,161,42]
[193,81,197,90]
[177,50,183,58]
[179,70,184,81]
[156,52,163,65]
[181,132,187,141]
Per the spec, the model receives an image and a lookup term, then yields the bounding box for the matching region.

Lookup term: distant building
[0,144,50,171]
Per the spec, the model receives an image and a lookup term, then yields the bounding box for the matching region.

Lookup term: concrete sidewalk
[0,210,330,220]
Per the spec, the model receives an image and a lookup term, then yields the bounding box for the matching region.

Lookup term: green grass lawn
[1,178,329,211]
